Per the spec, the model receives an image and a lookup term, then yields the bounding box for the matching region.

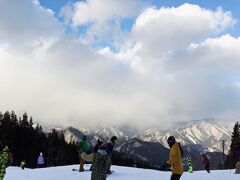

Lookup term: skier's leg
[206,165,210,173]
[106,155,112,174]
[80,157,85,172]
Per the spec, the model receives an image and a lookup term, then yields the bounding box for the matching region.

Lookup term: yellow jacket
[167,142,183,175]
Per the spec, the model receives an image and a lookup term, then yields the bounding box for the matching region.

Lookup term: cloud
[61,0,143,26]
[0,1,240,130]
[186,35,240,70]
[112,3,236,73]
[101,4,240,126]
[0,0,62,46]
[60,0,145,46]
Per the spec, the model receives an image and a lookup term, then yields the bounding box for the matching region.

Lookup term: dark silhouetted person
[202,153,210,173]
[105,136,117,174]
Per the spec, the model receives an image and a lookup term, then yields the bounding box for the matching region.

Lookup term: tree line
[0,111,79,168]
[0,111,165,170]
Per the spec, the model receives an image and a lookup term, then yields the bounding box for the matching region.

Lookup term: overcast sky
[0,0,240,130]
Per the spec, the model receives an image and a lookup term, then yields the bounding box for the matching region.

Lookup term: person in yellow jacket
[166,136,183,180]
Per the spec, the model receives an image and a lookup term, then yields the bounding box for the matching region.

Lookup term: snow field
[4,164,239,180]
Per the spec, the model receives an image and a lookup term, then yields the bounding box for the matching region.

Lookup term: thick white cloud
[0,1,240,130]
[60,0,145,46]
[0,0,62,46]
[61,0,143,26]
[113,3,236,73]
[187,35,240,69]
[101,4,240,126]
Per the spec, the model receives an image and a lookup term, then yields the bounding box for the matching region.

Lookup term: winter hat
[111,136,117,143]
[167,136,176,143]
[97,139,103,145]
[167,136,176,148]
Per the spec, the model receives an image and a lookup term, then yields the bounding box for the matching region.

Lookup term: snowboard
[72,168,91,172]
[107,170,115,175]
[72,168,115,174]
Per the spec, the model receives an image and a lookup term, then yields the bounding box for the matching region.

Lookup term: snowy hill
[63,127,86,143]
[138,120,234,152]
[93,127,128,142]
[5,165,239,180]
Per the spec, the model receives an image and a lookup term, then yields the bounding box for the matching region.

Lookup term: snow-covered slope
[5,165,239,180]
[138,120,234,152]
[63,127,86,143]
[93,127,128,141]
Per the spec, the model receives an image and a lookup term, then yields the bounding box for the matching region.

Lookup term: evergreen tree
[225,122,240,168]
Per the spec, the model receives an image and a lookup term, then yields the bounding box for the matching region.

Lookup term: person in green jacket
[0,142,9,180]
[188,163,193,173]
[78,135,90,172]
[20,160,26,170]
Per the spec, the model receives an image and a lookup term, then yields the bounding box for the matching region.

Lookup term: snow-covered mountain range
[138,120,234,152]
[63,127,128,146]
[59,119,235,170]
[63,119,234,152]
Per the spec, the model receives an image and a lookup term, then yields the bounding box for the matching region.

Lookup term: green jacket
[79,140,89,153]
[20,161,26,169]
[0,146,9,178]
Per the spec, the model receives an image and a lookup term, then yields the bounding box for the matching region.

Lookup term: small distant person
[0,142,9,180]
[78,135,90,172]
[7,152,13,167]
[37,152,45,168]
[235,157,240,174]
[202,153,210,173]
[188,162,193,173]
[166,136,183,180]
[91,140,108,180]
[20,160,26,170]
[105,136,117,174]
[186,155,193,173]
